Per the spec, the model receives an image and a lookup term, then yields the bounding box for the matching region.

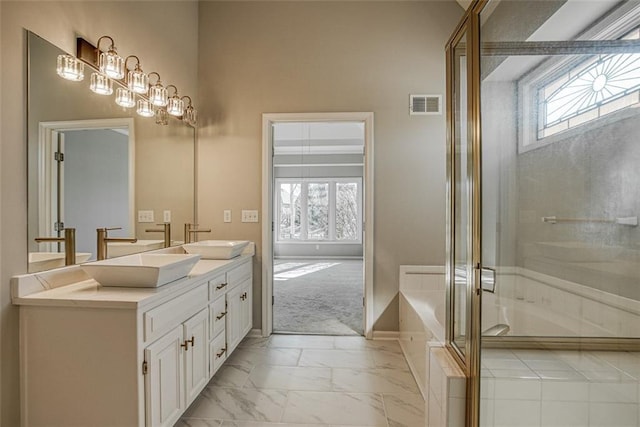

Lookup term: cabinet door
[226,285,242,354]
[144,325,184,427]
[240,279,253,338]
[183,308,209,406]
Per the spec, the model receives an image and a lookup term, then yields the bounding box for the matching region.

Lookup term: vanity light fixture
[97,36,124,80]
[148,72,168,107]
[71,35,198,126]
[115,87,136,108]
[136,99,155,117]
[56,54,84,81]
[89,72,113,95]
[182,96,198,125]
[125,55,148,94]
[166,85,185,117]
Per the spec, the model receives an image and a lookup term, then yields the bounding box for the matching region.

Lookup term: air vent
[409,94,442,115]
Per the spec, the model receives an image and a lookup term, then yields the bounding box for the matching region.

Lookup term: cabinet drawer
[208,272,227,300]
[210,333,227,375]
[209,296,227,340]
[143,283,208,343]
[227,260,251,288]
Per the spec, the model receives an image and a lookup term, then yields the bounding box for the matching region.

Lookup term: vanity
[12,245,254,427]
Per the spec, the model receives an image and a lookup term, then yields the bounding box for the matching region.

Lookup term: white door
[183,308,209,406]
[144,325,184,427]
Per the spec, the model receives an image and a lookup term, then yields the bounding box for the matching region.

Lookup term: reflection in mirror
[27,31,195,272]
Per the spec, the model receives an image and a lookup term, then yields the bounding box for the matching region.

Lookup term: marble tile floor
[176,335,424,427]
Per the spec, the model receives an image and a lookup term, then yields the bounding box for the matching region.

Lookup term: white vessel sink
[81,253,201,288]
[183,240,250,259]
[107,239,166,258]
[28,252,92,273]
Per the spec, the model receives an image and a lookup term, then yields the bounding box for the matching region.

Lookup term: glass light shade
[148,84,168,107]
[136,99,155,117]
[155,108,169,125]
[89,73,113,95]
[115,88,135,108]
[127,68,149,94]
[99,48,124,79]
[184,106,198,125]
[56,55,84,81]
[167,96,185,116]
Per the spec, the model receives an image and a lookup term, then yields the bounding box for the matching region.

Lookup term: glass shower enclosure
[446,1,640,426]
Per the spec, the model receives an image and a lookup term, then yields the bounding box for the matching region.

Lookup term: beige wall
[0,2,198,424]
[196,1,462,332]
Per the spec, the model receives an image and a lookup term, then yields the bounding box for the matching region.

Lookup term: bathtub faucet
[483,324,510,336]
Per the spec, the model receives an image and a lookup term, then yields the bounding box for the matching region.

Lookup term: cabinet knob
[187,336,195,347]
[216,311,227,320]
[181,341,189,351]
[216,347,226,358]
[216,283,228,290]
[240,292,248,300]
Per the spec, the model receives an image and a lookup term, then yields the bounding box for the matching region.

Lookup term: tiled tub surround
[481,349,640,427]
[398,265,640,427]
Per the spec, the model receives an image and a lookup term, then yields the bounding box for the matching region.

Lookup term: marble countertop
[11,252,253,310]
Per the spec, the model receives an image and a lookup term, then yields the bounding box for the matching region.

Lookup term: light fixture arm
[181,95,193,107]
[96,36,116,53]
[166,84,179,97]
[148,72,162,85]
[124,55,142,71]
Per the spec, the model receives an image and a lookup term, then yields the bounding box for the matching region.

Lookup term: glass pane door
[478,1,640,426]
[449,28,472,359]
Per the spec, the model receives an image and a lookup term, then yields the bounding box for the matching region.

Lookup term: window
[537,27,640,139]
[276,178,362,243]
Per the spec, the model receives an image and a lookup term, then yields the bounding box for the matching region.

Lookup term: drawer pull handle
[216,283,228,290]
[181,340,189,351]
[187,336,195,347]
[216,347,226,358]
[240,292,248,301]
[216,311,227,320]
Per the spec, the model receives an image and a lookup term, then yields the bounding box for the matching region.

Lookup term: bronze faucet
[96,227,137,260]
[145,222,171,248]
[34,228,77,266]
[184,223,211,244]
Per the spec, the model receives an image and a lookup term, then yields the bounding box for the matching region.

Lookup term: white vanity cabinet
[13,252,253,427]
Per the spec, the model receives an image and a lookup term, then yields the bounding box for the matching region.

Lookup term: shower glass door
[448,28,472,361]
[477,1,640,426]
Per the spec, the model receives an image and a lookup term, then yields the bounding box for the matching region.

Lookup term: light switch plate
[163,210,171,222]
[241,210,259,223]
[223,210,232,223]
[138,210,154,223]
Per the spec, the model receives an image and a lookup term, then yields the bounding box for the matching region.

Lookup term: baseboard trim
[372,330,400,340]
[247,329,263,338]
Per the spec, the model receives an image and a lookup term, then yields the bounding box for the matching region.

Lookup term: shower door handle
[480,267,496,293]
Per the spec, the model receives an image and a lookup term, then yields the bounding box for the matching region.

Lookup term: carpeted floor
[273,259,364,335]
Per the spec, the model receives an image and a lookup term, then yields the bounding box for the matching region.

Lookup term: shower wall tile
[540,401,589,427]
[494,399,541,427]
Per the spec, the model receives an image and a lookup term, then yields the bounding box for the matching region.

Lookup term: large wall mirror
[27,31,195,272]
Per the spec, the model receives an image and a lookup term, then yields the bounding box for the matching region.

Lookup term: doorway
[38,119,135,259]
[262,113,374,338]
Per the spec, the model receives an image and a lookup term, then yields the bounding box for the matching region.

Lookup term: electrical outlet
[163,210,171,222]
[138,210,154,223]
[223,210,232,223]
[241,210,259,223]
